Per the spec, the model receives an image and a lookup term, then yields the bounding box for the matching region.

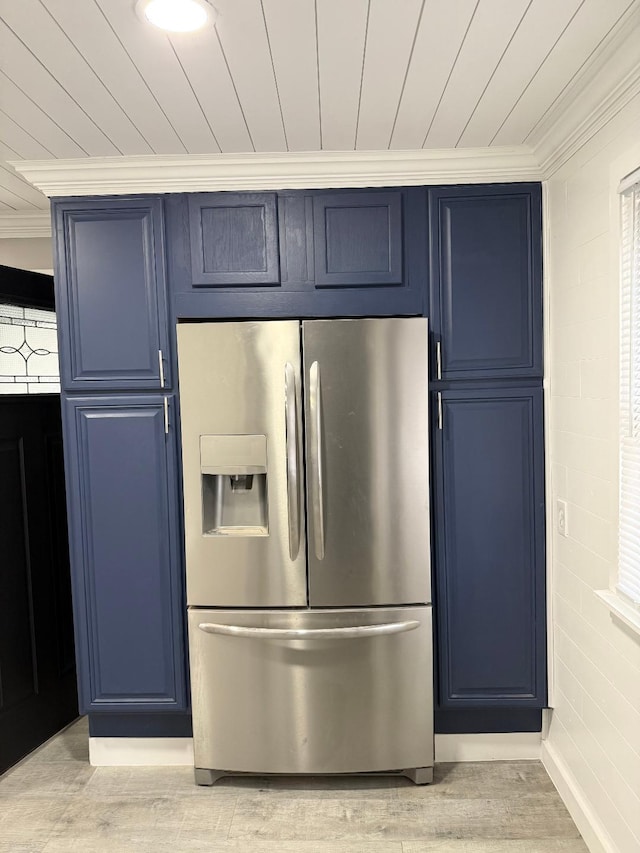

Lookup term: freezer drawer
[188,606,433,776]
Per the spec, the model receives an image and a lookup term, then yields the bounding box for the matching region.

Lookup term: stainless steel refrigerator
[177,318,433,784]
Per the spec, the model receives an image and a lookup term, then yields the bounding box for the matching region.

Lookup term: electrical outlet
[557,499,568,537]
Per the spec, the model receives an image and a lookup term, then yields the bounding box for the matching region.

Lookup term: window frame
[596,164,640,638]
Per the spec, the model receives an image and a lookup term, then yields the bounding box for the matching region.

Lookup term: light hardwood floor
[0,719,587,853]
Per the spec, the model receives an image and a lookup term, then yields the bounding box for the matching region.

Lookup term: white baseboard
[89,737,194,767]
[434,732,541,762]
[89,732,541,767]
[541,739,616,853]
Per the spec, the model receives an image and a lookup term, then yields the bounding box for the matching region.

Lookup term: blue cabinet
[312,191,403,287]
[62,396,186,712]
[429,185,542,380]
[432,387,546,708]
[53,198,184,718]
[168,188,425,317]
[51,183,545,736]
[188,192,280,287]
[428,184,546,727]
[53,198,171,391]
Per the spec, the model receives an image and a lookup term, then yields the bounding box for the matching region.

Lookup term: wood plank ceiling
[0,0,637,210]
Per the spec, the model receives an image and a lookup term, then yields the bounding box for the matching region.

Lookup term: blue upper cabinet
[312,192,402,287]
[62,395,187,713]
[429,185,542,380]
[167,188,425,317]
[433,387,546,708]
[188,193,280,287]
[53,197,170,391]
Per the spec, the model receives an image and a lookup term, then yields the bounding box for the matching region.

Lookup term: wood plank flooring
[0,719,587,853]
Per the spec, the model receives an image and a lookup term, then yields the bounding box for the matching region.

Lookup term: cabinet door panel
[433,388,546,707]
[63,396,186,712]
[54,198,169,390]
[188,193,280,286]
[430,185,542,379]
[313,192,402,287]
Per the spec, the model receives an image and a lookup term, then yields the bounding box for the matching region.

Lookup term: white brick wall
[546,94,640,853]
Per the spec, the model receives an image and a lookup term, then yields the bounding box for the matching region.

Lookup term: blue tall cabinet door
[53,198,171,391]
[62,395,187,712]
[429,185,542,380]
[433,387,546,708]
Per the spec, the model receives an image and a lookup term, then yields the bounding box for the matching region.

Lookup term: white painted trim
[536,63,640,179]
[88,733,542,767]
[541,738,616,853]
[542,179,555,710]
[0,212,51,239]
[434,732,541,763]
[9,147,541,197]
[530,6,640,179]
[595,589,640,638]
[618,165,640,194]
[89,736,195,767]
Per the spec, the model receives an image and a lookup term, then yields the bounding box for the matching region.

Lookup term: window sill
[595,590,640,640]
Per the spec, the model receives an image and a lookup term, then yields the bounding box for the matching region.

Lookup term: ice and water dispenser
[200,435,268,536]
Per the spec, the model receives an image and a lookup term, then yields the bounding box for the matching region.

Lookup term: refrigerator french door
[177,319,433,783]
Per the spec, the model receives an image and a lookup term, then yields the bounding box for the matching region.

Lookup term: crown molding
[0,212,52,238]
[10,147,541,197]
[531,6,640,178]
[535,63,640,179]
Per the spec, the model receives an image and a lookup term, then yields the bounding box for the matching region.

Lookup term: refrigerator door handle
[197,621,420,640]
[309,360,325,560]
[284,362,300,560]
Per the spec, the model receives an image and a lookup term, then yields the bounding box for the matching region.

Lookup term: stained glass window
[0,302,60,394]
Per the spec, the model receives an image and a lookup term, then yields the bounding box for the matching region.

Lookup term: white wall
[0,237,53,273]
[545,94,640,853]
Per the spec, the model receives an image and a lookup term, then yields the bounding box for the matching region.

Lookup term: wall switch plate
[557,499,569,537]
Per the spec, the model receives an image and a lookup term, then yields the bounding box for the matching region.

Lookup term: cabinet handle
[158,350,165,388]
[163,397,169,434]
[436,340,442,381]
[437,392,443,431]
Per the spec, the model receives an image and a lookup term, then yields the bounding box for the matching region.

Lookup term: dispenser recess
[200,435,268,536]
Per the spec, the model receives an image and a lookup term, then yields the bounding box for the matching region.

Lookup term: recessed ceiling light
[136,0,214,33]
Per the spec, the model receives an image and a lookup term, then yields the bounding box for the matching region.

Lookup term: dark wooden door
[0,396,78,773]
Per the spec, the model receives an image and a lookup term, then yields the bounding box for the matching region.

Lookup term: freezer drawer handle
[197,621,420,640]
[309,360,325,560]
[284,362,300,560]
